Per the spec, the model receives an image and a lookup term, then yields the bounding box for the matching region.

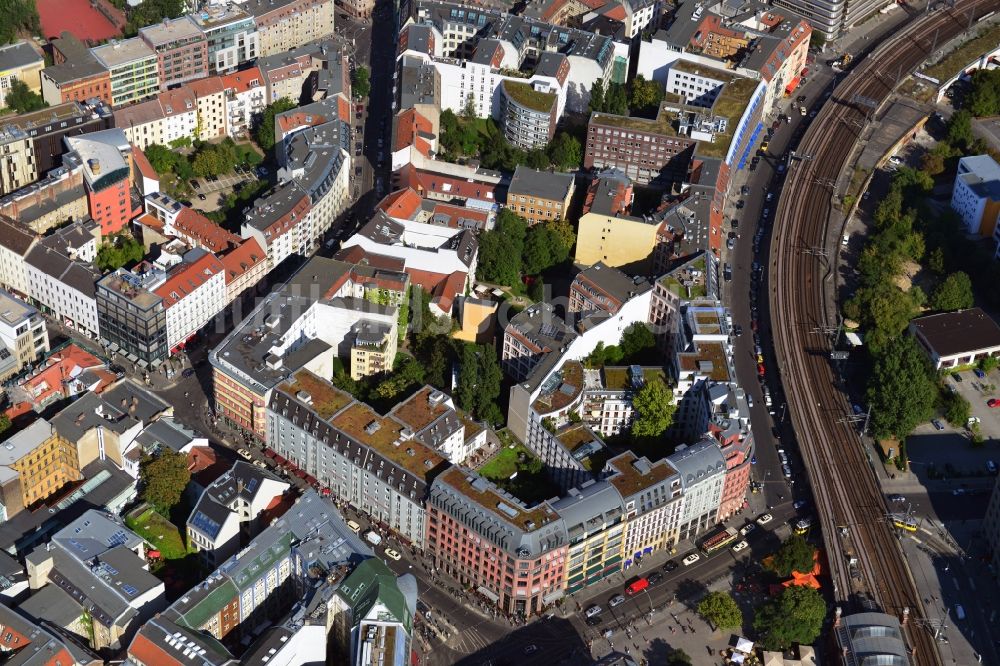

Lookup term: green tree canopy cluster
[589,77,664,117]
[476,210,576,288]
[0,0,40,44]
[964,68,1000,117]
[352,66,371,98]
[631,376,676,438]
[139,449,191,516]
[254,97,298,152]
[455,343,504,425]
[770,535,816,577]
[866,336,937,440]
[3,79,45,114]
[438,110,583,171]
[753,585,826,651]
[121,0,185,37]
[929,271,974,312]
[697,591,743,630]
[97,233,145,271]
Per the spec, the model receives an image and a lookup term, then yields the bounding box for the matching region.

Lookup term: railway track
[769,2,996,663]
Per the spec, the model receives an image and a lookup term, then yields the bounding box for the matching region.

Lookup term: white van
[954,604,966,621]
[346,520,361,534]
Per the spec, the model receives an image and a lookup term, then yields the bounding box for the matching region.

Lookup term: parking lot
[189,169,261,212]
[907,367,1000,481]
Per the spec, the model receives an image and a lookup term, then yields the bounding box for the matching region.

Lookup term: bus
[793,517,812,535]
[891,514,918,532]
[700,527,739,554]
[625,578,649,596]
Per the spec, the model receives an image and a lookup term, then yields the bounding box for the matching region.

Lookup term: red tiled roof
[154,253,225,308]
[132,145,158,183]
[18,343,105,408]
[432,202,489,228]
[400,164,499,202]
[435,270,466,314]
[158,87,196,118]
[394,108,435,152]
[276,111,330,135]
[221,238,265,284]
[379,187,423,219]
[186,445,217,473]
[220,66,264,94]
[185,75,225,97]
[173,207,241,253]
[129,632,184,666]
[604,5,627,21]
[136,212,165,234]
[337,94,351,123]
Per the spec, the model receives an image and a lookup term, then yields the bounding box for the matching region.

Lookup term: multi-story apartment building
[667,438,725,540]
[187,460,289,567]
[129,491,371,663]
[427,466,568,617]
[241,182,314,270]
[187,76,229,139]
[0,99,113,195]
[0,419,80,521]
[349,321,397,379]
[114,99,167,151]
[245,0,337,57]
[191,4,259,75]
[569,262,651,316]
[772,0,882,40]
[552,481,625,594]
[144,191,241,253]
[0,162,88,235]
[584,111,697,187]
[210,256,401,440]
[497,79,559,150]
[268,370,445,547]
[648,253,717,343]
[155,249,227,353]
[41,32,112,106]
[92,38,160,107]
[139,16,208,90]
[24,510,165,651]
[0,41,43,108]
[64,129,135,236]
[329,558,415,666]
[24,220,102,339]
[604,451,684,569]
[581,365,668,438]
[950,155,1000,241]
[389,386,486,464]
[220,237,267,304]
[96,268,167,366]
[506,165,575,226]
[0,602,100,664]
[157,85,198,144]
[501,302,577,382]
[220,66,266,137]
[342,0,376,19]
[703,383,754,521]
[0,289,47,382]
[0,216,36,298]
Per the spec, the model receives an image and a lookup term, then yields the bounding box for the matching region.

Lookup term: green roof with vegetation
[659,255,707,298]
[923,24,1000,82]
[590,110,680,137]
[503,80,556,113]
[280,370,353,420]
[602,366,668,390]
[670,60,737,83]
[698,77,760,158]
[178,580,240,630]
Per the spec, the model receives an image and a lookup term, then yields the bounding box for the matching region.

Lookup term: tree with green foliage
[139,449,191,516]
[528,277,545,302]
[631,377,675,438]
[771,535,816,577]
[965,68,1000,117]
[866,336,937,440]
[372,354,425,401]
[4,79,45,113]
[0,414,10,439]
[0,0,40,44]
[753,585,826,651]
[697,591,743,630]
[589,79,605,113]
[546,132,582,169]
[620,323,657,363]
[979,355,999,374]
[254,97,298,152]
[946,110,974,151]
[666,649,693,666]
[930,271,973,312]
[97,234,145,271]
[584,341,623,368]
[477,209,528,287]
[942,390,971,427]
[475,344,504,425]
[352,66,371,98]
[124,0,185,37]
[628,75,664,116]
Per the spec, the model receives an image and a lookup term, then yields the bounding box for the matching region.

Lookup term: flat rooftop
[139,16,204,47]
[391,387,451,432]
[532,360,584,414]
[278,370,352,420]
[605,451,677,497]
[92,38,156,68]
[698,77,760,159]
[590,110,681,137]
[331,403,446,481]
[441,467,557,533]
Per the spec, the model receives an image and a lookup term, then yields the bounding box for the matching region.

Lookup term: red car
[757,363,766,377]
[988,399,1000,408]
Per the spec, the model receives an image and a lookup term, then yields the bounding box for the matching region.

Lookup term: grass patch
[125,508,191,560]
[923,24,1000,83]
[480,432,560,505]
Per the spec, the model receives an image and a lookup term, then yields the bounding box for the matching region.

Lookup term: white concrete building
[157,87,198,146]
[909,308,1000,370]
[221,66,266,138]
[667,438,726,541]
[155,250,227,353]
[950,155,1000,240]
[24,221,100,338]
[0,216,36,298]
[187,460,290,567]
[389,386,486,464]
[0,289,48,380]
[666,61,732,108]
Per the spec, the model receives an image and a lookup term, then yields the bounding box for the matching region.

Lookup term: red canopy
[263,448,276,459]
[273,455,286,465]
[305,475,318,486]
[784,76,801,95]
[294,469,307,479]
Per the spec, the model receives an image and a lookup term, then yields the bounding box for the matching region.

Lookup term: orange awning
[784,76,801,95]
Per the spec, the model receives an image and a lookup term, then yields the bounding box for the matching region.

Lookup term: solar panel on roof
[122,584,138,597]
[107,530,129,547]
[191,511,221,535]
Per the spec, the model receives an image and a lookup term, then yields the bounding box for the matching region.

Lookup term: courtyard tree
[631,377,676,438]
[753,585,826,651]
[770,535,816,577]
[697,591,743,630]
[140,450,191,516]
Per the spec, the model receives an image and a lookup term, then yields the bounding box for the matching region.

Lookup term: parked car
[987,398,1000,408]
[931,419,944,431]
[682,553,701,566]
[585,605,603,618]
[757,513,773,525]
[988,460,997,474]
[647,572,663,585]
[346,520,361,533]
[663,559,679,572]
[384,548,402,561]
[887,494,905,503]
[793,499,808,510]
[237,448,252,460]
[974,368,986,379]
[252,460,267,469]
[585,616,602,626]
[609,595,626,608]
[732,540,749,553]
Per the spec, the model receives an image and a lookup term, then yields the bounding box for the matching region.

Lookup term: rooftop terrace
[698,77,760,159]
[605,452,677,498]
[503,80,556,113]
[332,403,446,480]
[532,360,584,414]
[392,387,450,432]
[442,467,557,532]
[278,370,352,420]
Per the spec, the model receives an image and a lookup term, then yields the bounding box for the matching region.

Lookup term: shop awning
[784,76,800,95]
[294,469,307,479]
[264,448,276,458]
[304,475,318,486]
[476,586,500,602]
[273,455,286,465]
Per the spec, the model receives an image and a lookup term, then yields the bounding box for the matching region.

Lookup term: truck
[365,531,383,546]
